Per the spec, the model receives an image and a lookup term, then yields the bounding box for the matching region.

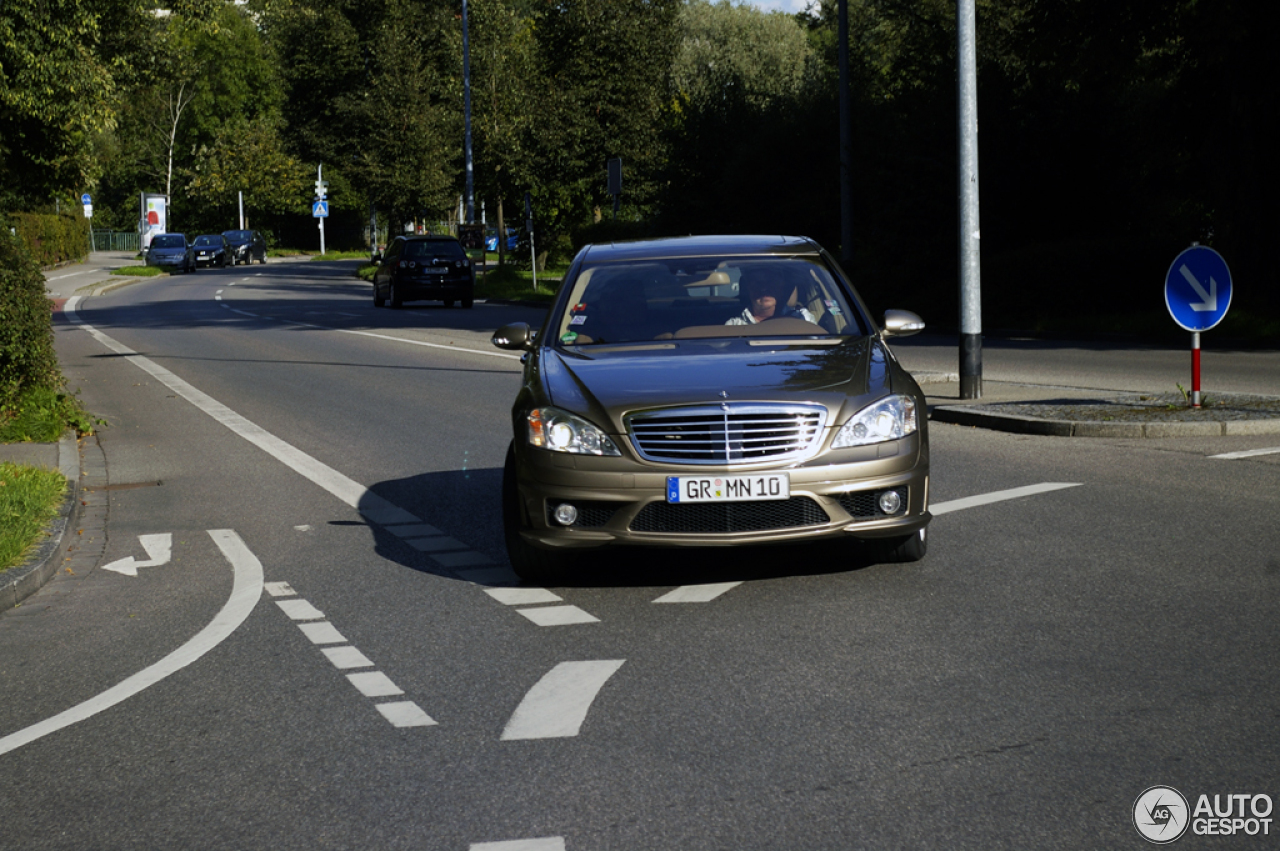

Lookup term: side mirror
[882,309,925,338]
[492,322,535,352]
[370,251,382,264]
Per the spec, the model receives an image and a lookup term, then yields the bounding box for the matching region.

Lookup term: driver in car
[725,267,816,325]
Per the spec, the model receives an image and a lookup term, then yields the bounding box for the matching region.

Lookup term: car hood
[541,337,895,432]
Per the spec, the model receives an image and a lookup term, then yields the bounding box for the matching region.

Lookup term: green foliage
[0,462,67,573]
[112,265,166,277]
[0,234,60,412]
[8,206,91,267]
[0,385,102,442]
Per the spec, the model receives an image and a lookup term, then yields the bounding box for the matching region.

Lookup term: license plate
[666,473,789,503]
[199,253,209,258]
[426,266,448,274]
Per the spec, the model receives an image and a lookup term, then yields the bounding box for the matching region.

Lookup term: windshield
[223,231,253,241]
[193,235,221,246]
[151,235,185,249]
[403,240,465,260]
[553,256,868,346]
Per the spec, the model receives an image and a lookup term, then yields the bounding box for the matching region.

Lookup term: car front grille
[626,404,827,465]
[630,497,830,534]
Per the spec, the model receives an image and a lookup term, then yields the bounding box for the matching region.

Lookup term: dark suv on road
[372,235,475,309]
[222,229,267,265]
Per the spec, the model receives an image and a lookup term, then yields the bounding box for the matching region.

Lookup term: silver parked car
[492,234,931,582]
[144,234,195,274]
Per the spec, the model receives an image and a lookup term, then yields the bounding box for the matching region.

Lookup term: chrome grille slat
[625,403,827,465]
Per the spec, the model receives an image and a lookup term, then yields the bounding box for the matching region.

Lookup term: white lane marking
[347,671,404,698]
[275,599,325,620]
[653,582,742,604]
[501,660,625,740]
[322,646,375,670]
[298,622,347,644]
[516,606,599,627]
[101,533,173,576]
[1210,446,1280,459]
[471,839,566,851]
[264,581,296,597]
[0,529,263,757]
[376,701,437,728]
[930,482,1082,516]
[485,588,563,606]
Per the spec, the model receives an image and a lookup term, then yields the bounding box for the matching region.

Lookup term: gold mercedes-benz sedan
[492,235,930,582]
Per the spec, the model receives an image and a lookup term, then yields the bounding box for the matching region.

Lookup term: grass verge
[111,265,166,277]
[0,462,67,572]
[0,386,103,441]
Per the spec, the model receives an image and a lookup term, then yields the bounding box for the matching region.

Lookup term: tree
[184,118,310,231]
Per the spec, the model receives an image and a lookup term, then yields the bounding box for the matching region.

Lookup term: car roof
[195,234,223,239]
[577,235,822,262]
[397,235,461,242]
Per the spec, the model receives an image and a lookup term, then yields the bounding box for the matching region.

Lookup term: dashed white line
[1210,446,1280,459]
[515,606,599,627]
[653,582,742,604]
[485,588,563,606]
[470,839,566,851]
[501,661,625,740]
[930,482,1082,516]
[276,599,325,620]
[376,701,437,728]
[322,646,374,669]
[347,671,404,698]
[298,622,347,644]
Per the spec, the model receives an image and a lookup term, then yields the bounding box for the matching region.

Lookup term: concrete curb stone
[1,432,83,609]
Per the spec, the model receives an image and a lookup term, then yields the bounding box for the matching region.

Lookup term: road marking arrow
[102,534,173,576]
[1180,264,1218,312]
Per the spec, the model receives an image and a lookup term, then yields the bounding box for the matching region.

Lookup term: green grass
[309,250,371,260]
[0,386,103,442]
[0,462,67,572]
[112,265,166,277]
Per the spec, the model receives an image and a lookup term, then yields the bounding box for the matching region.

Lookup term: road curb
[1,432,83,609]
[931,406,1280,437]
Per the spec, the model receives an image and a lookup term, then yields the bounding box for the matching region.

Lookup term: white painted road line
[0,529,263,757]
[471,839,566,851]
[653,582,743,604]
[1210,446,1280,459]
[930,482,1083,516]
[376,701,437,728]
[347,671,405,698]
[485,587,563,606]
[321,646,375,670]
[264,581,296,597]
[516,606,599,627]
[275,599,325,620]
[298,622,347,645]
[501,660,625,741]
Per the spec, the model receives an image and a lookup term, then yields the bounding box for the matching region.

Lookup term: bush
[0,233,60,415]
[8,206,90,267]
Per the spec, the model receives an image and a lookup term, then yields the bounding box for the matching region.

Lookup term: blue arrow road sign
[1165,245,1232,332]
[312,200,329,218]
[81,193,92,205]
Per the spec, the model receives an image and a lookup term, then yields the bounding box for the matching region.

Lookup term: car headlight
[831,395,918,448]
[526,407,620,456]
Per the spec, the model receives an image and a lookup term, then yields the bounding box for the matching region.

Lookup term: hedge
[9,207,90,268]
[0,232,60,413]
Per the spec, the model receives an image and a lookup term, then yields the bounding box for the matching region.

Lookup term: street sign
[1164,245,1232,332]
[83,205,93,219]
[314,180,329,199]
[312,200,329,218]
[81,193,92,205]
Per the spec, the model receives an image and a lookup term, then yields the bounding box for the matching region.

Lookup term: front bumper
[511,434,930,551]
[395,274,473,300]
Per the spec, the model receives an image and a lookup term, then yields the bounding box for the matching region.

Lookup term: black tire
[865,526,928,564]
[389,279,403,309]
[372,284,385,308]
[503,444,569,584]
[259,253,266,264]
[462,293,474,309]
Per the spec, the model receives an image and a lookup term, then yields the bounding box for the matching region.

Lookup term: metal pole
[1191,332,1201,408]
[318,163,326,255]
[462,0,474,223]
[957,0,983,399]
[238,191,244,230]
[838,0,853,266]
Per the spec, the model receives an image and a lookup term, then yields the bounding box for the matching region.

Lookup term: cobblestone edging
[932,392,1280,437]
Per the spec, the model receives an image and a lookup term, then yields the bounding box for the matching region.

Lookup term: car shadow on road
[354,467,883,588]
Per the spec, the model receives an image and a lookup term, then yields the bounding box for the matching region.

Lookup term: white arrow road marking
[0,529,263,756]
[101,533,172,576]
[471,839,566,851]
[930,482,1082,515]
[1180,264,1218,311]
[502,660,625,740]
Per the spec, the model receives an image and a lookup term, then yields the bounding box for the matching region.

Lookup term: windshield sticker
[570,314,587,326]
[824,300,843,315]
[560,331,579,344]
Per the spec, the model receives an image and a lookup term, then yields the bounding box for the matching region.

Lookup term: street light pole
[956,0,983,399]
[462,0,474,224]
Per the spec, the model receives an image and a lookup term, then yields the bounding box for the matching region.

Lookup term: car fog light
[878,489,903,515]
[554,503,579,526]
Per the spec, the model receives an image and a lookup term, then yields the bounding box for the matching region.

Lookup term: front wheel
[503,445,570,584]
[389,280,403,309]
[372,284,385,308]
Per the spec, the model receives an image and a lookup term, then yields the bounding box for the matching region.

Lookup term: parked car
[222,229,268,265]
[144,234,195,274]
[492,234,930,581]
[191,234,230,268]
[485,228,519,252]
[371,235,475,309]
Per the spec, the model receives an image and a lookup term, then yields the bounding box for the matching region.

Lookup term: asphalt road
[3,258,1279,849]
